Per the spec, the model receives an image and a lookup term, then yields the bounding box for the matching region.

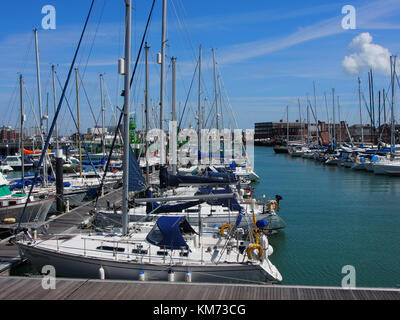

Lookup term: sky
[0,0,399,136]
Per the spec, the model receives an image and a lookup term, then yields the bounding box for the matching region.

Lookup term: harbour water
[255,146,400,288]
[6,148,400,288]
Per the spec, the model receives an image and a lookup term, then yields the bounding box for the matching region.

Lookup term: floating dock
[0,277,398,300]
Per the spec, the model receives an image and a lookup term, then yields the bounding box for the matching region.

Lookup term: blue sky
[0,0,399,135]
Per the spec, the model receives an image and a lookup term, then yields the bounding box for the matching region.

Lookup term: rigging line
[176,61,196,127]
[78,0,105,81]
[102,77,124,144]
[63,2,98,105]
[219,75,239,130]
[4,78,19,127]
[16,0,96,233]
[102,75,118,127]
[171,0,199,64]
[67,0,105,107]
[171,0,218,112]
[216,66,235,130]
[361,92,372,120]
[396,72,400,91]
[94,112,123,208]
[20,33,34,75]
[204,100,217,129]
[178,59,199,132]
[77,71,103,136]
[95,0,156,207]
[115,3,124,109]
[56,71,99,180]
[128,0,156,89]
[75,0,97,68]
[23,84,43,145]
[59,70,104,150]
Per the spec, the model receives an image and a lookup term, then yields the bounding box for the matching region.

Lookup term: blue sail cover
[206,167,238,181]
[159,166,232,188]
[147,200,204,215]
[146,216,197,250]
[145,189,204,214]
[197,186,242,212]
[129,147,147,193]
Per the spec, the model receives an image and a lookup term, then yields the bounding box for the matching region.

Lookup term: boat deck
[0,276,398,300]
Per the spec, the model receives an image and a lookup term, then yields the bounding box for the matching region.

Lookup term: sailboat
[0,171,54,226]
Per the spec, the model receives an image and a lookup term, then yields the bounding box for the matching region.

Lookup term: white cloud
[342,32,392,75]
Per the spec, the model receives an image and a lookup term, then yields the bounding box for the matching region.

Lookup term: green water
[254,146,400,288]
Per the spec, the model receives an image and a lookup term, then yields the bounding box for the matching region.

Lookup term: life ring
[220,223,232,236]
[267,200,279,212]
[247,244,263,260]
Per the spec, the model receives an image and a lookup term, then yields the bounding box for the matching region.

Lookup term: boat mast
[34,29,47,187]
[298,98,303,143]
[383,88,386,126]
[46,93,49,141]
[52,65,59,150]
[122,0,132,236]
[212,48,219,131]
[368,71,373,144]
[100,74,106,159]
[338,96,341,146]
[313,81,319,145]
[198,45,202,153]
[159,0,167,132]
[218,75,224,129]
[171,56,177,174]
[307,102,310,144]
[390,56,397,152]
[324,92,331,144]
[286,105,289,143]
[332,88,336,145]
[358,77,364,145]
[20,75,25,185]
[75,68,83,178]
[371,69,376,144]
[145,42,150,185]
[378,90,381,142]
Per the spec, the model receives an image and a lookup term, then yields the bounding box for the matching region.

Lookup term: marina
[0,0,399,303]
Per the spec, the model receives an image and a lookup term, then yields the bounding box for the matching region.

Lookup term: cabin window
[157,251,168,256]
[132,249,148,255]
[96,246,125,252]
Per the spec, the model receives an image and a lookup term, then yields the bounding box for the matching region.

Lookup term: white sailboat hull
[0,197,54,224]
[18,243,280,284]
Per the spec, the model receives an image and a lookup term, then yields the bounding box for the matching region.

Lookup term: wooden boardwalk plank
[1,277,398,300]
